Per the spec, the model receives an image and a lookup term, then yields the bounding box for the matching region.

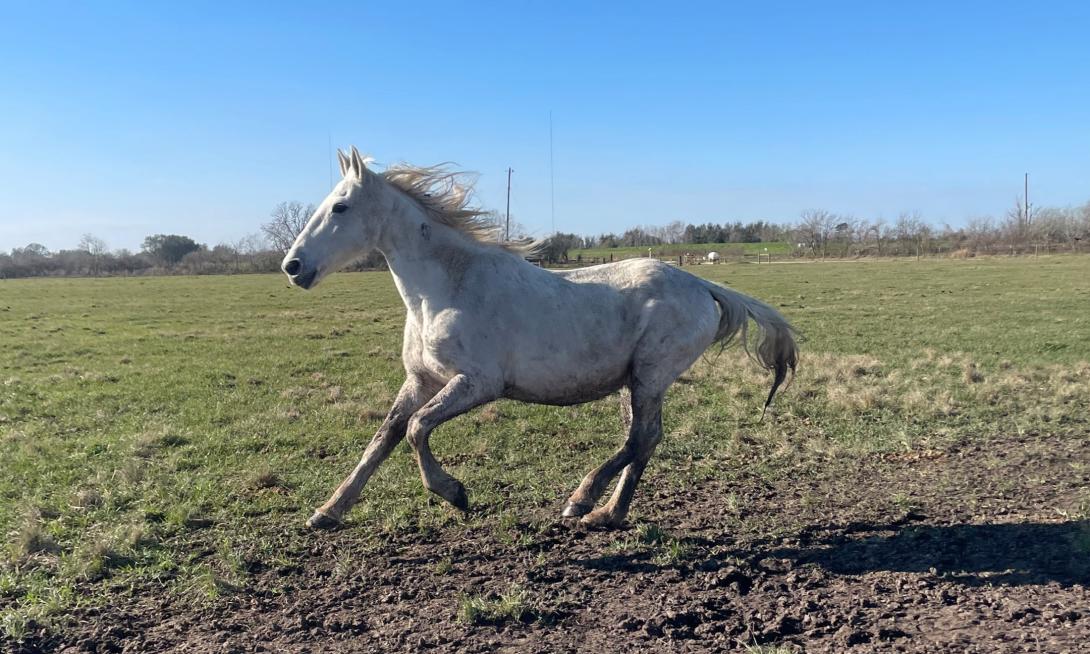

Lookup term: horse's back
[482,258,720,403]
[555,257,674,289]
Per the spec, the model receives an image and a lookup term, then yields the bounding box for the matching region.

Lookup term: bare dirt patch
[9,431,1090,653]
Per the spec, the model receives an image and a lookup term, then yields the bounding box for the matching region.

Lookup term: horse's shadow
[772,519,1090,587]
[577,519,1090,587]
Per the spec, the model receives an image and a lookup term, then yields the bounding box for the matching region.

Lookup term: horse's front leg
[406,373,500,511]
[307,375,438,529]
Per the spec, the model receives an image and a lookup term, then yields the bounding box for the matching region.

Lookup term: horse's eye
[331,203,348,214]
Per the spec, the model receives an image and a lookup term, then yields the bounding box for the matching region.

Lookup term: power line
[549,111,555,235]
[505,167,513,241]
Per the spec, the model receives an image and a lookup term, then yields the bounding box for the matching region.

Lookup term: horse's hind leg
[308,375,438,529]
[561,388,637,518]
[406,374,500,511]
[581,390,664,529]
[560,388,633,516]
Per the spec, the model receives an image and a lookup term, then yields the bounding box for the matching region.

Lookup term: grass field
[2,256,1089,646]
[568,241,794,260]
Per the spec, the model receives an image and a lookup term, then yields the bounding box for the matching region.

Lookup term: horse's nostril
[284,259,302,276]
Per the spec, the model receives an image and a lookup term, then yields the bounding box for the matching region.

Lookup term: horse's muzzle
[282,257,318,289]
[291,269,318,289]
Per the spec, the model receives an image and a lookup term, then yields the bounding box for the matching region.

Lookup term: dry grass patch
[475,404,502,425]
[963,362,985,384]
[11,521,60,560]
[69,488,103,511]
[248,467,287,492]
[132,427,189,458]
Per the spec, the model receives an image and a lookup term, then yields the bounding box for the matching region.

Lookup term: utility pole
[505,167,513,241]
[1024,172,1029,227]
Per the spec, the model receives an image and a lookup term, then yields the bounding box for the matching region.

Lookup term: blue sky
[2,1,1088,251]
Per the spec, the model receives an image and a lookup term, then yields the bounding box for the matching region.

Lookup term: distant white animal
[706,251,720,263]
[282,147,798,530]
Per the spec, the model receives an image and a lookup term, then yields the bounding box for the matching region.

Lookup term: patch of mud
[10,433,1090,653]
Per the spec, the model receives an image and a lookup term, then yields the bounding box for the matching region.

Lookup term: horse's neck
[375,197,480,320]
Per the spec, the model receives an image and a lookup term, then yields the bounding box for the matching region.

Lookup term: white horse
[282,147,798,529]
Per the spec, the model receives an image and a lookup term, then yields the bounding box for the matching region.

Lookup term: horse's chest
[408,312,482,376]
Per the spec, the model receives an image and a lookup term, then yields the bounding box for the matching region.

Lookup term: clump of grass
[176,566,239,602]
[73,540,121,581]
[0,583,73,641]
[607,523,693,565]
[458,585,534,625]
[362,408,386,421]
[277,406,303,421]
[656,538,692,565]
[744,643,794,654]
[12,522,60,559]
[248,467,284,491]
[70,488,103,510]
[279,386,310,401]
[637,522,668,545]
[331,550,356,579]
[166,505,213,531]
[64,524,149,581]
[132,427,188,458]
[433,557,453,575]
[963,362,985,384]
[476,404,501,424]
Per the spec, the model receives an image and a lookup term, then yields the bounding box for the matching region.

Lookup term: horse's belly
[503,349,630,406]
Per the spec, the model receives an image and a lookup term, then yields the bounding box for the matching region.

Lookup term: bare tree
[662,220,686,244]
[232,233,266,271]
[966,216,997,253]
[833,217,857,256]
[894,211,932,257]
[78,233,108,256]
[78,233,108,275]
[798,209,838,259]
[1002,196,1039,248]
[482,210,529,241]
[262,202,315,253]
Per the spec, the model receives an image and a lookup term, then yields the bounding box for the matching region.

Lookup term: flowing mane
[381,163,527,252]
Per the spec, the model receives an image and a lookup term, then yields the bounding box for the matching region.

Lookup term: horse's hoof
[306,510,341,530]
[449,484,470,512]
[561,501,593,518]
[580,510,624,530]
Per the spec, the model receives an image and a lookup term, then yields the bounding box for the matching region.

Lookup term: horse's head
[282,147,383,289]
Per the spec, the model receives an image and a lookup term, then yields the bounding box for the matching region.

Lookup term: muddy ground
[10,430,1090,653]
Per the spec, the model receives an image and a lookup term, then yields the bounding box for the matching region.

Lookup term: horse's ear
[336,149,349,178]
[350,146,368,180]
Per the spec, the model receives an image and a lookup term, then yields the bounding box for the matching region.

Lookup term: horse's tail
[700,280,799,419]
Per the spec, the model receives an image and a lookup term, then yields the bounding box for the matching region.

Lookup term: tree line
[3,197,1089,278]
[537,198,1090,262]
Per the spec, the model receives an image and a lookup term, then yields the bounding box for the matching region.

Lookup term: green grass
[607,522,694,565]
[457,585,535,625]
[1,255,1089,637]
[743,644,795,654]
[569,241,793,261]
